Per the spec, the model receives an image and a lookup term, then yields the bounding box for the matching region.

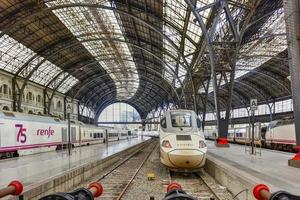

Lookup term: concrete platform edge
[288,159,300,168]
[205,154,258,200]
[20,139,153,200]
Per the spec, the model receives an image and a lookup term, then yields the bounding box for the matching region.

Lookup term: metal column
[284,0,300,148]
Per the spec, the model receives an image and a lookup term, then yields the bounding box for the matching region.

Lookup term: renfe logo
[37,127,54,138]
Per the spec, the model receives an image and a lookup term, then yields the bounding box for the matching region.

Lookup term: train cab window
[171,113,192,127]
[196,118,201,129]
[160,117,167,128]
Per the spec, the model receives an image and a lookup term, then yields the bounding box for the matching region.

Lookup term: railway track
[94,140,158,200]
[168,170,232,200]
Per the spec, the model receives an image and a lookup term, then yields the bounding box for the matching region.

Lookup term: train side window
[160,117,167,128]
[196,118,201,129]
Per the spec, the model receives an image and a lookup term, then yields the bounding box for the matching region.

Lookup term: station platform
[0,137,150,189]
[206,141,300,195]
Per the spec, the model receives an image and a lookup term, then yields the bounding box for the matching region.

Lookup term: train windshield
[171,113,192,127]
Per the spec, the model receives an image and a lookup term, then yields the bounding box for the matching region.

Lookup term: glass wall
[98,103,141,122]
[205,98,293,121]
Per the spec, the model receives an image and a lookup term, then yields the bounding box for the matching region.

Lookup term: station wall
[0,70,78,120]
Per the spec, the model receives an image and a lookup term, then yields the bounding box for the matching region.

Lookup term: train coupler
[162,182,197,200]
[39,182,103,200]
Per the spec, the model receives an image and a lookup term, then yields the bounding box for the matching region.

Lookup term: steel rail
[95,140,158,199]
[168,170,222,200]
[194,172,222,200]
[116,143,159,200]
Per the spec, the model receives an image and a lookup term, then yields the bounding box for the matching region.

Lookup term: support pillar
[284,0,300,168]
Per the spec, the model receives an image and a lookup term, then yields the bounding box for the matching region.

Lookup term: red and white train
[0,111,137,159]
[204,119,297,152]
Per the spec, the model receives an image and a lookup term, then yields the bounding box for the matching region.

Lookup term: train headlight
[162,140,172,148]
[199,140,206,148]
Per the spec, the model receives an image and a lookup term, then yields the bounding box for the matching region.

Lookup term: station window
[37,95,42,103]
[3,84,8,95]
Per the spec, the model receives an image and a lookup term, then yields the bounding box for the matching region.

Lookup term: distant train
[204,119,297,152]
[160,110,207,171]
[0,111,137,159]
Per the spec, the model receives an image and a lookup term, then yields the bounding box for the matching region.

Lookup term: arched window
[3,84,8,95]
[2,106,10,111]
[98,103,141,123]
[0,85,2,94]
[27,92,33,101]
[36,95,42,104]
[56,101,62,111]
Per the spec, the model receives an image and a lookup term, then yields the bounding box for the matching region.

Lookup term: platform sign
[250,99,258,111]
[66,102,73,114]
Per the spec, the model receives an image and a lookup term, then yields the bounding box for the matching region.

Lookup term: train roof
[165,109,196,115]
[0,111,66,124]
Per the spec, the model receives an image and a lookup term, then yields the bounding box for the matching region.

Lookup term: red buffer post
[0,180,23,198]
[253,184,270,200]
[88,182,103,198]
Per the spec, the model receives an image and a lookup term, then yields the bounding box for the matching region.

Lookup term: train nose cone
[168,150,205,168]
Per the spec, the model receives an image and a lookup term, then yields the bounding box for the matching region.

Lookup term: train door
[62,128,67,144]
[78,126,81,145]
[71,127,76,143]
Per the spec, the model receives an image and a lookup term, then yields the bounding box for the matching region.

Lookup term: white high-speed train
[0,111,136,159]
[204,119,297,152]
[160,110,207,171]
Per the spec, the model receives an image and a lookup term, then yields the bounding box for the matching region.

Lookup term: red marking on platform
[292,153,300,160]
[217,137,228,145]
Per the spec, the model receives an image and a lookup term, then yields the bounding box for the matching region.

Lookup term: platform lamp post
[250,99,258,155]
[66,102,73,156]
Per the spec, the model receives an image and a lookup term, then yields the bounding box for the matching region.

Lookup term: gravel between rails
[73,139,158,200]
[122,146,234,200]
[74,140,234,200]
[121,141,169,200]
[169,170,234,200]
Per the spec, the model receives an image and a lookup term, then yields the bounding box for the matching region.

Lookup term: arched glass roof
[0,0,290,120]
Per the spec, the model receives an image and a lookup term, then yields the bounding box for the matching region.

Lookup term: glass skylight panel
[163,0,214,89]
[57,75,78,93]
[199,9,287,94]
[29,61,63,86]
[184,38,196,58]
[0,33,75,92]
[0,34,36,73]
[46,0,139,100]
[195,0,215,24]
[186,14,202,43]
[235,10,287,79]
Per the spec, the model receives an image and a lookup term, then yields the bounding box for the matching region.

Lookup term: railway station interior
[0,0,300,200]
